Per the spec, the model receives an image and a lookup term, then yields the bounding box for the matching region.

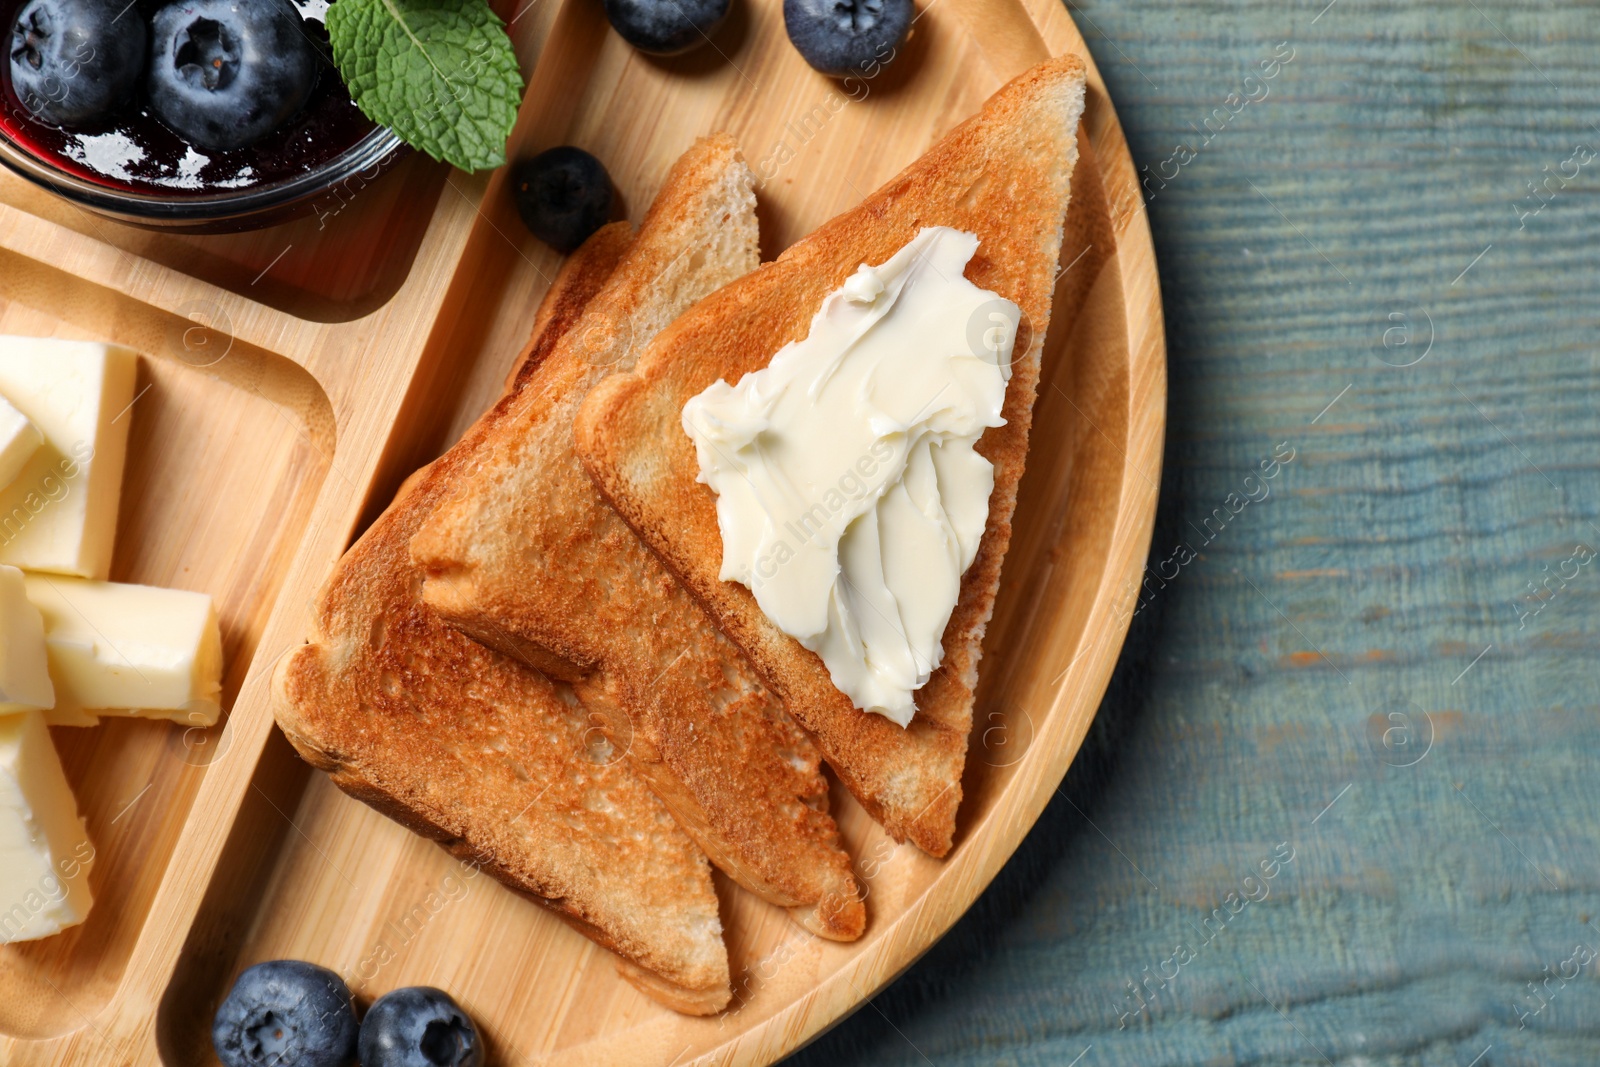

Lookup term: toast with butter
[272,221,733,1015]
[409,134,864,940]
[573,54,1089,856]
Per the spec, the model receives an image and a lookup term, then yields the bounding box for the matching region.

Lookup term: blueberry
[359,986,482,1067]
[147,0,316,151]
[783,0,909,77]
[211,960,359,1067]
[602,0,729,55]
[7,0,148,126]
[512,146,613,254]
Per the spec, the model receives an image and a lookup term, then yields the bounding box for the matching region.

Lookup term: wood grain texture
[783,1,1600,1065]
[0,0,1163,1060]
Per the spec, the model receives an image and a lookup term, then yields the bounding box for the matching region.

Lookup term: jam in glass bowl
[0,0,405,231]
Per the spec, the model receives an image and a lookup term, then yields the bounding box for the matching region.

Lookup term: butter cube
[0,566,52,714]
[0,338,137,579]
[0,396,42,493]
[24,576,222,727]
[0,710,94,942]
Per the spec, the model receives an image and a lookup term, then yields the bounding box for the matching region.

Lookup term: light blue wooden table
[787,1,1600,1063]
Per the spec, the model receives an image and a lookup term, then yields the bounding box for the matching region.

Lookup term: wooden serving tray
[0,0,1163,1058]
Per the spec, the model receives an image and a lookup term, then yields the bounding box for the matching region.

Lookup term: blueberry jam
[1,0,376,196]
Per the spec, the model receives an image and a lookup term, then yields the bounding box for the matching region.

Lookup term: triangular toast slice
[272,222,732,1015]
[409,135,864,940]
[572,55,1089,856]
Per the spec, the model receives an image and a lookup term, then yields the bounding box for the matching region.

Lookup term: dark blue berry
[359,986,482,1067]
[512,145,613,254]
[602,0,729,56]
[783,0,909,77]
[7,0,147,126]
[211,960,359,1067]
[147,0,317,151]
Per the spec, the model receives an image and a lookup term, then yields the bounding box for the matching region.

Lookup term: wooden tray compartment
[0,0,1164,1058]
[0,285,330,1039]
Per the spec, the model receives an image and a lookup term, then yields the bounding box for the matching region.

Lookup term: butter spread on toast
[682,227,1017,726]
[574,53,1088,856]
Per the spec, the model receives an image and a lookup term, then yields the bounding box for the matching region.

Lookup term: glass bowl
[0,0,408,234]
[0,121,408,233]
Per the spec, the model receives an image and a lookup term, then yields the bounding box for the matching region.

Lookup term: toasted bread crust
[272,221,731,1014]
[504,221,635,395]
[573,55,1089,856]
[410,136,865,940]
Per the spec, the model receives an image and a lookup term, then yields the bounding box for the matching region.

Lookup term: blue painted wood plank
[785,0,1600,1063]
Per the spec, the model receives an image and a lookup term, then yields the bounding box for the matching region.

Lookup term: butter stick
[24,575,222,727]
[0,565,53,714]
[0,337,136,580]
[0,709,94,942]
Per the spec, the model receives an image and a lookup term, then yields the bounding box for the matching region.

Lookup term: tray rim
[0,0,1165,1055]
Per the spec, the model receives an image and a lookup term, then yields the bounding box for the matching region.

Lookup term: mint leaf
[328,0,522,172]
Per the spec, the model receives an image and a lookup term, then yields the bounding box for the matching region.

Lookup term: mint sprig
[327,0,523,172]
